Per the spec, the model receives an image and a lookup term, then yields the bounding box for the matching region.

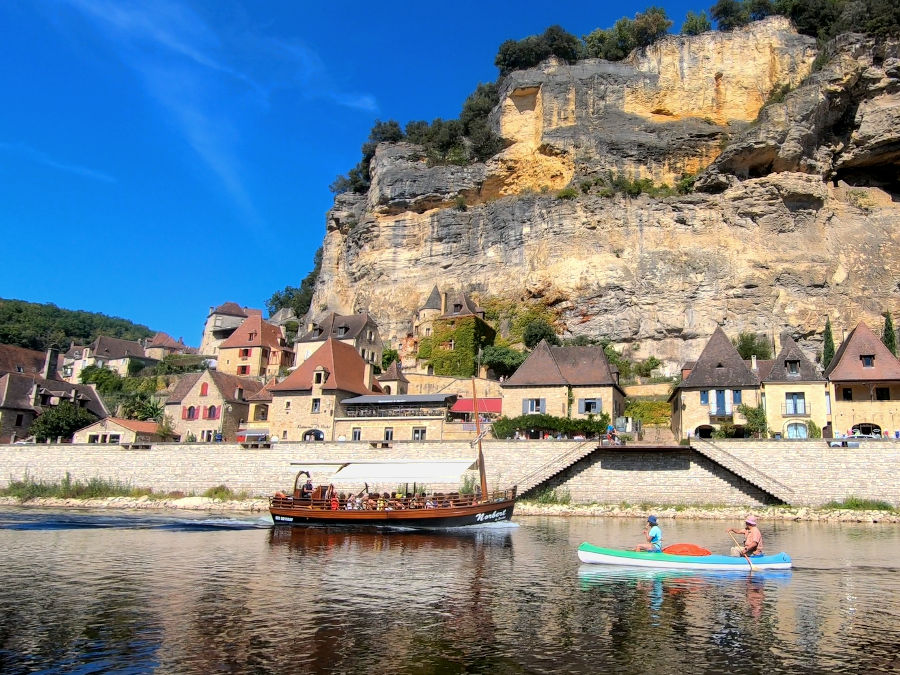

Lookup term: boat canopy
[295,459,477,483]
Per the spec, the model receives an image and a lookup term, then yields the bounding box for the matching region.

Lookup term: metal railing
[781,402,810,416]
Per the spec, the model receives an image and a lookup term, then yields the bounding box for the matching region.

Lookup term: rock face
[311,20,900,371]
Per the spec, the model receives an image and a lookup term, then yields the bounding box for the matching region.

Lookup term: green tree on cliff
[29,402,98,443]
[822,316,835,369]
[523,319,560,349]
[682,10,713,34]
[710,0,750,30]
[882,311,897,356]
[266,247,323,319]
[732,332,772,359]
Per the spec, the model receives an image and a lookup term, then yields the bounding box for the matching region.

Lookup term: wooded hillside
[0,298,153,352]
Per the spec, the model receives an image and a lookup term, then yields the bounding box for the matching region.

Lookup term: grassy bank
[0,474,250,503]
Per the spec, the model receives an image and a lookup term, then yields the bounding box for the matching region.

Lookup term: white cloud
[0,142,115,183]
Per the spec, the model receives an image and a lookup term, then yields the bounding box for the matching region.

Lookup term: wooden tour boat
[269,380,517,528]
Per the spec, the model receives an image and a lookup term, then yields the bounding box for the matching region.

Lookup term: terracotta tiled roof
[211,302,256,317]
[0,344,47,376]
[503,340,621,389]
[825,321,900,381]
[269,338,382,396]
[218,315,285,350]
[166,371,265,404]
[377,360,409,383]
[764,336,824,382]
[107,418,162,434]
[147,332,193,351]
[296,312,377,343]
[246,378,276,402]
[680,327,760,388]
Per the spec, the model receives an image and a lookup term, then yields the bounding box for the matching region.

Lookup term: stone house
[376,360,409,395]
[198,302,263,358]
[762,335,829,439]
[0,350,108,443]
[72,417,165,445]
[669,327,764,440]
[217,314,293,379]
[825,321,900,438]
[333,393,458,442]
[164,370,264,442]
[501,340,625,427]
[268,338,382,441]
[0,344,53,377]
[62,336,156,383]
[236,379,276,443]
[294,311,383,368]
[144,332,196,361]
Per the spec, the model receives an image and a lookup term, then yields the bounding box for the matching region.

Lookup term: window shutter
[522,400,529,415]
[598,398,603,412]
[201,407,207,420]
[539,399,546,414]
[214,406,220,420]
[578,399,585,414]
[182,406,187,420]
[700,390,708,405]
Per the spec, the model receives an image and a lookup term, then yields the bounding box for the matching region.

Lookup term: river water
[0,508,898,674]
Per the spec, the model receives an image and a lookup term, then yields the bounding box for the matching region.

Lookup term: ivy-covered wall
[417,316,496,377]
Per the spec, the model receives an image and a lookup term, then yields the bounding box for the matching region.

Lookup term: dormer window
[786,360,800,375]
[453,303,462,313]
[861,354,875,368]
[716,362,724,369]
[337,326,348,337]
[313,367,328,385]
[248,332,257,341]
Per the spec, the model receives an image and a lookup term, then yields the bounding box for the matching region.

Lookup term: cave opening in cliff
[834,161,900,201]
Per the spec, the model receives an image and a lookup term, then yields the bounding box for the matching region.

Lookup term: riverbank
[1,496,898,523]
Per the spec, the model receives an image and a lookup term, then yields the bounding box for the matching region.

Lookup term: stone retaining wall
[0,439,897,507]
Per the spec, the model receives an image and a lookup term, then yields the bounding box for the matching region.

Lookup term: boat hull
[577,543,792,570]
[270,498,516,529]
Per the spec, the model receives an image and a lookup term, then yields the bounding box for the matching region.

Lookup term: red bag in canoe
[663,543,711,556]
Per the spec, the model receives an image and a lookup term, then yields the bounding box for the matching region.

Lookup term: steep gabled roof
[377,360,409,383]
[441,290,484,318]
[89,336,148,361]
[421,285,442,311]
[147,332,192,351]
[296,312,376,343]
[502,340,620,389]
[765,336,824,382]
[269,338,382,396]
[0,372,107,418]
[105,418,162,435]
[0,344,47,376]
[246,378,277,402]
[218,315,285,350]
[165,371,265,404]
[681,327,759,388]
[825,321,900,381]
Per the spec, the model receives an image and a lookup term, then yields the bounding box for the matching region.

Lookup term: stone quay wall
[0,439,897,507]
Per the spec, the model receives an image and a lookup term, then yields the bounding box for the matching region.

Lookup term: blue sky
[1,0,699,346]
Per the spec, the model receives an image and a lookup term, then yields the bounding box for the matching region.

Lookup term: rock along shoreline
[0,496,897,523]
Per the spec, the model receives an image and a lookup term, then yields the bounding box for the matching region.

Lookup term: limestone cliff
[310,19,900,371]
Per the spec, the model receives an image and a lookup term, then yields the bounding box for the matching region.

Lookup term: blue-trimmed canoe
[578,542,792,570]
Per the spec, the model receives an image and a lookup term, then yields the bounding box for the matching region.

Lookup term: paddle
[728,530,757,572]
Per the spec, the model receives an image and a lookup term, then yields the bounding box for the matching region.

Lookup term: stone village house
[62,336,156,384]
[294,311,383,369]
[198,302,263,358]
[216,314,294,379]
[500,340,625,436]
[266,338,383,442]
[164,370,264,442]
[72,417,166,445]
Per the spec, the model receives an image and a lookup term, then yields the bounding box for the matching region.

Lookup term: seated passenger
[330,494,339,510]
[300,477,314,500]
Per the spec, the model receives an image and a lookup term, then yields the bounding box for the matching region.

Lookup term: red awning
[450,398,502,414]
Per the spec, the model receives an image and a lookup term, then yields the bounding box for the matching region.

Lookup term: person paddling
[728,516,764,557]
[636,515,662,552]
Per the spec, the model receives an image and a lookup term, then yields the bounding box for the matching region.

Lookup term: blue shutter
[522,400,529,415]
[578,399,585,414]
[700,390,708,405]
[733,390,742,404]
[539,399,546,414]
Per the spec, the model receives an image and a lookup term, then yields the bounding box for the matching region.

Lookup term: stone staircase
[514,441,599,496]
[692,439,795,504]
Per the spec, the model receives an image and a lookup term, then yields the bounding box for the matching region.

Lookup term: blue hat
[647,515,658,525]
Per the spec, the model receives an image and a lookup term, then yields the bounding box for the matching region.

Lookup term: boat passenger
[344,493,354,510]
[425,497,435,508]
[300,477,314,500]
[376,495,386,511]
[635,515,662,552]
[728,517,764,557]
[330,494,339,510]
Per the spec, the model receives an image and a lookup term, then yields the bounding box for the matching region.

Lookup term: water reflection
[0,510,898,674]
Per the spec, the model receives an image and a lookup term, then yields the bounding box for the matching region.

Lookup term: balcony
[707,408,733,419]
[782,402,810,417]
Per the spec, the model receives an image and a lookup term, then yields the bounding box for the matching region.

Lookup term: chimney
[751,354,757,371]
[363,362,374,391]
[43,348,59,381]
[441,292,447,315]
[307,321,317,334]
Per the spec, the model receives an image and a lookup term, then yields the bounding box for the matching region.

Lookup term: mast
[471,377,489,500]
